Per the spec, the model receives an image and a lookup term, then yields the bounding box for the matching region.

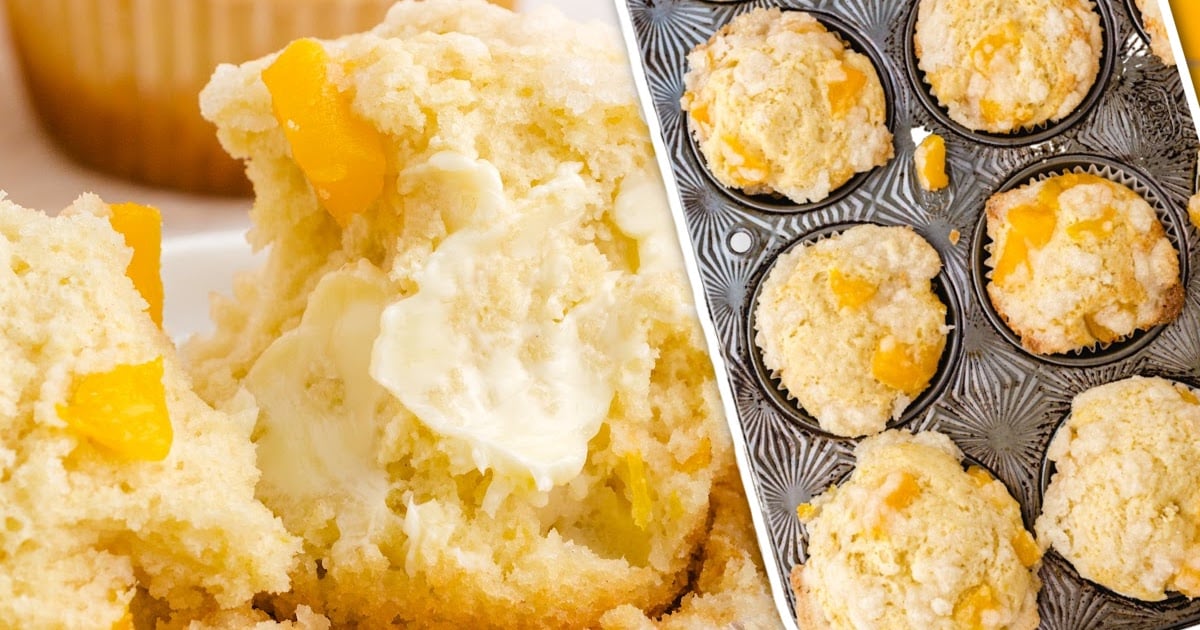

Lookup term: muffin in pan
[753,224,948,438]
[792,430,1042,629]
[914,0,1103,134]
[681,8,893,205]
[1037,376,1200,601]
[984,171,1183,355]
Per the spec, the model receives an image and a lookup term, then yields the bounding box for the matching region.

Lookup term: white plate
[160,0,616,342]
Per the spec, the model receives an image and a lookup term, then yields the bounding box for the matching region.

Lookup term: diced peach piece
[993,200,1057,285]
[971,23,1017,72]
[625,452,652,530]
[1175,561,1200,597]
[262,38,386,227]
[57,358,172,461]
[720,134,768,185]
[1067,207,1117,241]
[967,465,994,487]
[880,471,921,511]
[954,583,997,630]
[1177,384,1200,405]
[112,611,133,630]
[107,202,163,328]
[828,268,877,309]
[1083,311,1122,345]
[796,502,817,521]
[679,436,712,473]
[914,133,949,191]
[993,233,1028,285]
[827,62,866,118]
[871,336,940,395]
[1007,203,1056,248]
[1012,530,1042,568]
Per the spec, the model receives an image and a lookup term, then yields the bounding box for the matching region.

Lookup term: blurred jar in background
[4,0,514,196]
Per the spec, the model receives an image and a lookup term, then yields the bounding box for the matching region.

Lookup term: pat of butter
[247,264,391,516]
[370,153,616,493]
[611,168,685,275]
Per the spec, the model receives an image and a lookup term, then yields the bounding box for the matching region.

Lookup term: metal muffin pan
[615,0,1200,627]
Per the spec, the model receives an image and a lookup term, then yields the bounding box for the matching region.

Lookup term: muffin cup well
[970,154,1189,367]
[903,0,1117,147]
[747,222,962,439]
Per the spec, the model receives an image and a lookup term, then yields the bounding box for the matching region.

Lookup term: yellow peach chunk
[679,436,712,473]
[966,465,994,487]
[262,38,386,227]
[1007,203,1057,248]
[1083,311,1123,345]
[827,62,866,118]
[1177,384,1200,405]
[720,134,768,185]
[1175,561,1200,597]
[971,23,1018,72]
[871,336,941,395]
[107,202,163,328]
[992,234,1028,285]
[880,471,921,511]
[828,268,877,308]
[954,583,997,630]
[993,200,1057,285]
[796,502,817,521]
[58,358,172,461]
[112,611,133,630]
[625,452,652,530]
[914,133,949,191]
[1012,530,1042,568]
[1066,207,1117,241]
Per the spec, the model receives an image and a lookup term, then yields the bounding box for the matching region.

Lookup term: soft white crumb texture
[189,0,775,626]
[0,193,299,629]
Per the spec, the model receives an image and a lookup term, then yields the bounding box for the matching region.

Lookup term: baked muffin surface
[914,0,1103,133]
[754,224,947,437]
[985,172,1182,355]
[682,8,893,204]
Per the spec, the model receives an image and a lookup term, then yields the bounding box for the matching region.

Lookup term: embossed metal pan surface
[614,0,1200,627]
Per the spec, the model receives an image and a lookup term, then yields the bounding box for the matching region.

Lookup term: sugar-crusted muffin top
[681,7,893,204]
[984,172,1182,355]
[190,0,775,626]
[914,0,1103,133]
[792,430,1042,630]
[0,193,301,628]
[753,224,947,437]
[1134,0,1176,65]
[1036,376,1200,601]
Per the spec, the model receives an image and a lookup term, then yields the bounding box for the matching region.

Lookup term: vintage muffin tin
[615,0,1200,627]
